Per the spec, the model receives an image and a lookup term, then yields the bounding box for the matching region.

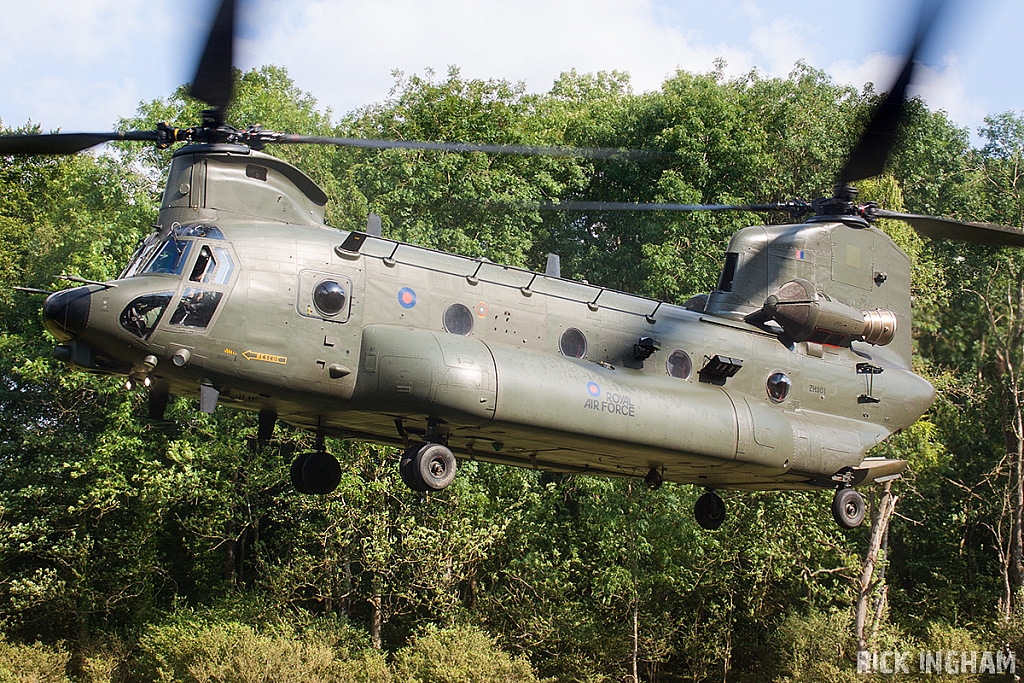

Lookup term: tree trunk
[856,481,897,652]
[632,600,639,683]
[223,519,237,583]
[343,545,352,617]
[370,594,382,649]
[869,520,891,645]
[1008,406,1024,597]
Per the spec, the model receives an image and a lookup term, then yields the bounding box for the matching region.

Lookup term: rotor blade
[874,209,1024,247]
[535,200,805,212]
[0,131,159,155]
[838,0,947,185]
[189,0,236,111]
[265,133,661,160]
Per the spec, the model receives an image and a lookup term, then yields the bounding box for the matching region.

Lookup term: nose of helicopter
[43,286,92,341]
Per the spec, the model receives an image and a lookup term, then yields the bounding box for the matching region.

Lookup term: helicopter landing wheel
[694,491,726,530]
[400,445,428,492]
[291,450,341,495]
[400,443,457,492]
[644,468,663,490]
[290,452,313,494]
[832,488,866,529]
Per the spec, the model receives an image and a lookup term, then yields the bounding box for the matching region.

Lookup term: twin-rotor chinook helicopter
[6,0,1024,531]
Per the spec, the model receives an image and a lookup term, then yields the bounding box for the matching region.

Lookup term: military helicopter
[5,0,1022,531]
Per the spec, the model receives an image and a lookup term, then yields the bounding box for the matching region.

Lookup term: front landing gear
[290,451,341,495]
[400,443,457,492]
[644,467,663,490]
[832,488,866,529]
[694,491,726,530]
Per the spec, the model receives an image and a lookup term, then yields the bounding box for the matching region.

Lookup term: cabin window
[717,252,739,292]
[120,292,174,339]
[246,164,268,181]
[169,288,224,329]
[767,372,791,403]
[666,350,692,379]
[144,239,192,276]
[443,303,474,336]
[559,328,587,358]
[313,280,348,317]
[297,271,353,323]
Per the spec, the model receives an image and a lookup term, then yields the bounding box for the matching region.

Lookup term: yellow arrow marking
[242,350,287,364]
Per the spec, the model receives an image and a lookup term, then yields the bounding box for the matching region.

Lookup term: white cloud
[0,0,187,130]
[0,0,1017,140]
[740,0,765,22]
[243,0,756,116]
[15,77,147,132]
[829,52,904,95]
[829,50,987,132]
[908,53,987,130]
[748,16,820,76]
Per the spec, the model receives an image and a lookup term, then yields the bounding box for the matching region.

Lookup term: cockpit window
[120,225,225,280]
[189,245,234,285]
[121,242,160,279]
[144,239,192,276]
[169,288,224,329]
[120,292,174,339]
[717,252,739,293]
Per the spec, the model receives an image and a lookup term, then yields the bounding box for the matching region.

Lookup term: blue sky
[1,0,1020,145]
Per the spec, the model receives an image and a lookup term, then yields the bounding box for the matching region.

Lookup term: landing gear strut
[400,442,457,492]
[258,409,277,443]
[832,487,866,529]
[644,467,663,490]
[694,490,726,530]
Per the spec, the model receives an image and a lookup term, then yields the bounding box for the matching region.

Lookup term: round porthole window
[767,372,792,403]
[443,303,474,336]
[559,328,587,358]
[667,350,692,379]
[313,280,347,317]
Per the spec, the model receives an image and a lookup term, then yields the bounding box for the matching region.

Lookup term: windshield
[120,242,159,279]
[120,224,226,280]
[144,239,193,276]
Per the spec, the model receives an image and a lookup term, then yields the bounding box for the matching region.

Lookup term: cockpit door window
[169,288,224,329]
[189,245,235,285]
[120,291,174,339]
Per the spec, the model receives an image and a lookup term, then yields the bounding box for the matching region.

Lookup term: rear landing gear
[832,487,866,529]
[290,451,341,495]
[399,443,457,492]
[694,491,726,530]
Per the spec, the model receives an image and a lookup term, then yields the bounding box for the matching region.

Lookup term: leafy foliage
[2,62,1024,682]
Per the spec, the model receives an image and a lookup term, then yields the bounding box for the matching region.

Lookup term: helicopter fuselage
[43,146,933,493]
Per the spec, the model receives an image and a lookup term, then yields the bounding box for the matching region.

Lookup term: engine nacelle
[762,279,897,346]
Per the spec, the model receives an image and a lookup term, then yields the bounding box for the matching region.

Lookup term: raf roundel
[587,382,601,397]
[397,287,417,309]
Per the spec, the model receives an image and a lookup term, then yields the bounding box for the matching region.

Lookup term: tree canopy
[2,64,1024,682]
